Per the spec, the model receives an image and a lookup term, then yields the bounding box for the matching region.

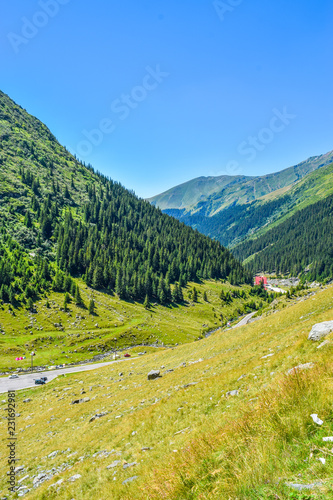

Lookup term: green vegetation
[0,89,250,317]
[0,280,276,372]
[1,280,333,499]
[234,192,333,280]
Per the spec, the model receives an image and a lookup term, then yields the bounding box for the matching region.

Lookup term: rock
[122,475,138,484]
[70,397,90,405]
[286,482,322,491]
[147,370,161,380]
[123,462,137,469]
[89,412,107,423]
[308,321,333,341]
[310,414,323,425]
[226,390,239,397]
[48,451,59,458]
[68,474,81,482]
[323,437,333,442]
[23,399,31,403]
[107,460,121,469]
[287,363,314,375]
[318,457,326,464]
[15,466,25,473]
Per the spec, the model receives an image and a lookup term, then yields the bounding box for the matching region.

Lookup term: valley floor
[1,283,333,499]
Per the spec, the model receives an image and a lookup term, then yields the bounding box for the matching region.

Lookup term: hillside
[149,151,333,214]
[148,152,333,254]
[1,283,333,499]
[233,192,333,280]
[0,90,267,369]
[0,89,251,309]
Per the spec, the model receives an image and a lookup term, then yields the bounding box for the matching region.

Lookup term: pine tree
[143,294,151,309]
[88,298,95,315]
[64,292,70,311]
[75,285,83,306]
[203,290,208,302]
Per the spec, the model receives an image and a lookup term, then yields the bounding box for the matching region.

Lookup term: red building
[255,276,267,287]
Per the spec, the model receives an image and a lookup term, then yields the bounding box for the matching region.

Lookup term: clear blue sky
[1,0,333,198]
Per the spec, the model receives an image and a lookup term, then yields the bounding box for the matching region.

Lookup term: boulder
[147,370,161,380]
[287,362,314,375]
[308,321,333,341]
[226,390,239,397]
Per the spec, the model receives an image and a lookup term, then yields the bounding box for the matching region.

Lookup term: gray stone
[287,363,314,375]
[68,474,81,482]
[285,482,322,491]
[70,397,90,405]
[23,399,31,403]
[147,370,161,380]
[48,451,59,458]
[226,390,239,397]
[123,462,137,469]
[122,475,138,484]
[308,321,333,341]
[89,412,107,423]
[107,460,121,469]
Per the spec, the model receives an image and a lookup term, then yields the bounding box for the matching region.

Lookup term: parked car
[34,379,45,385]
[40,376,48,382]
[8,374,19,379]
[124,353,131,358]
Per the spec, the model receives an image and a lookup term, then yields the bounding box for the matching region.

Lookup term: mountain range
[149,150,333,279]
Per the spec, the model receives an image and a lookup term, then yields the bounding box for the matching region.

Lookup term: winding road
[0,360,123,394]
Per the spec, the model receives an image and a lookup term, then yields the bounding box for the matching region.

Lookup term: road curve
[0,360,123,394]
[232,312,257,329]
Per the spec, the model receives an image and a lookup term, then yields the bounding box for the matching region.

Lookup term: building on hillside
[255,276,267,287]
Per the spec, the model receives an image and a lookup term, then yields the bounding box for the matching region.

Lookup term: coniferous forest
[234,193,333,281]
[0,90,251,308]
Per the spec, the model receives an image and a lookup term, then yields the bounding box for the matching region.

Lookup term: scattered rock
[123,462,137,469]
[310,414,323,425]
[226,390,239,397]
[89,412,107,423]
[147,370,161,380]
[287,363,314,375]
[286,482,322,491]
[122,475,138,484]
[308,321,333,341]
[107,460,121,469]
[68,474,81,482]
[70,397,90,405]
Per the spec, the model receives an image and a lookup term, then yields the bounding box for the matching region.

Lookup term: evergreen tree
[143,294,151,309]
[88,298,95,314]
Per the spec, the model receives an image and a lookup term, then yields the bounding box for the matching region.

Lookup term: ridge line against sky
[1,0,333,198]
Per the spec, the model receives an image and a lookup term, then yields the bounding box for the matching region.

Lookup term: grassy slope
[0,280,262,372]
[1,285,333,499]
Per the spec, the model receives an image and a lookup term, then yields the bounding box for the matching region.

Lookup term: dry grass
[0,285,333,499]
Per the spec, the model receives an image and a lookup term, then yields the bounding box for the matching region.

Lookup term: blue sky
[1,0,333,198]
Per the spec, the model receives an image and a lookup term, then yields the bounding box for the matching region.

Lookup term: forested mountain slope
[163,159,333,249]
[0,90,250,310]
[233,192,333,280]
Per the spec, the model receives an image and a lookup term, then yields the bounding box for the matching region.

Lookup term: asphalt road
[0,360,122,394]
[232,312,257,329]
